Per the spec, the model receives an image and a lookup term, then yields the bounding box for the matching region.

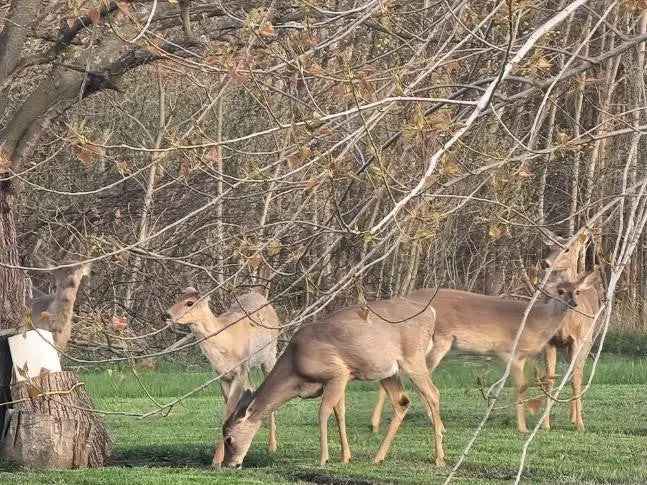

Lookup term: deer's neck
[189,308,226,341]
[529,298,570,337]
[188,308,238,369]
[48,281,82,331]
[247,349,305,421]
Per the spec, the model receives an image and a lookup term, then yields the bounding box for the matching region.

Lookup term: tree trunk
[1,370,111,468]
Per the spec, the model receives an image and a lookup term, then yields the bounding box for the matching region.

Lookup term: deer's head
[51,261,92,289]
[541,230,590,274]
[163,287,209,325]
[222,389,262,469]
[543,269,600,310]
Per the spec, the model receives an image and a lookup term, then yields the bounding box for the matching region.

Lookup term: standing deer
[221,296,444,469]
[370,270,600,434]
[164,286,280,466]
[29,261,92,351]
[540,231,602,431]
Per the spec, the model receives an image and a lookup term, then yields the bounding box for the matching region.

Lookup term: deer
[164,286,281,467]
[370,269,601,435]
[28,261,92,351]
[221,296,444,469]
[540,231,602,431]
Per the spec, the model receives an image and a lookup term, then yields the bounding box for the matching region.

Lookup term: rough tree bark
[1,371,111,468]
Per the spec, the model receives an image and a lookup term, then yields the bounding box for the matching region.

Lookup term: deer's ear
[182,286,200,298]
[234,389,254,420]
[577,270,600,291]
[577,230,591,244]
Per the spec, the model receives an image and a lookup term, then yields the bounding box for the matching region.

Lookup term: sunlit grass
[1,355,646,484]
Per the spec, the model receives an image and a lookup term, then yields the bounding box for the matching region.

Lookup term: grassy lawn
[1,354,646,484]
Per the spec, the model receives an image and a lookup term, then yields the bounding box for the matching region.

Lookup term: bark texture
[1,370,111,468]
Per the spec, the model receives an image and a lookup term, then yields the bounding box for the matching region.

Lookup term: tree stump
[1,370,111,468]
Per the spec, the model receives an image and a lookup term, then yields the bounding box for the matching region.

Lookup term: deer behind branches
[164,286,281,467]
[221,296,444,468]
[29,261,91,351]
[540,231,603,431]
[370,270,601,435]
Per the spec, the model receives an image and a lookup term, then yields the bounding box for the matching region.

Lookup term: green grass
[1,354,646,484]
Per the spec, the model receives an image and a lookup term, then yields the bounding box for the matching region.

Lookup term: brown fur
[541,232,602,431]
[164,287,281,466]
[221,296,445,468]
[370,271,599,434]
[29,262,91,351]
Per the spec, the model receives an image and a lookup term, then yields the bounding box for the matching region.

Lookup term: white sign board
[8,329,61,382]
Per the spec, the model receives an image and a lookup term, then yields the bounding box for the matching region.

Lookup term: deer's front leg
[542,344,557,430]
[569,341,588,432]
[212,373,248,467]
[318,376,349,465]
[510,358,529,434]
[211,379,233,467]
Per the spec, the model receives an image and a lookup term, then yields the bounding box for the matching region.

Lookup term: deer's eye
[186,301,194,307]
[564,248,570,253]
[558,289,564,295]
[225,436,233,446]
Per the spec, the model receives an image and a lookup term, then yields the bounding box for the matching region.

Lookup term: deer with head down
[164,286,280,466]
[29,260,92,351]
[221,296,444,469]
[540,230,602,431]
[370,269,600,435]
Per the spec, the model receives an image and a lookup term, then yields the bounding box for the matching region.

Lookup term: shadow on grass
[110,443,212,468]
[110,442,276,469]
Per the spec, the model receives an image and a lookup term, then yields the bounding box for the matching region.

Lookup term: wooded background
[1,0,647,359]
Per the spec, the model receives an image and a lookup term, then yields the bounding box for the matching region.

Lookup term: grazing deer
[29,261,92,351]
[164,286,280,466]
[221,297,444,469]
[370,270,600,434]
[540,231,602,431]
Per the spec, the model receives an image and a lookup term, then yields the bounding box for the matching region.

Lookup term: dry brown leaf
[73,143,105,168]
[27,383,42,399]
[304,178,320,192]
[259,22,274,37]
[247,254,262,270]
[112,315,128,332]
[207,147,221,164]
[87,8,101,25]
[267,239,281,257]
[488,224,505,240]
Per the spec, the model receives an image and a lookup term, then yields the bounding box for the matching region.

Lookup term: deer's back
[410,288,561,355]
[220,292,281,366]
[290,297,435,382]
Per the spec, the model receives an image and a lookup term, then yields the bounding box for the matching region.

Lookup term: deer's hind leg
[373,375,410,464]
[261,363,278,452]
[371,387,387,433]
